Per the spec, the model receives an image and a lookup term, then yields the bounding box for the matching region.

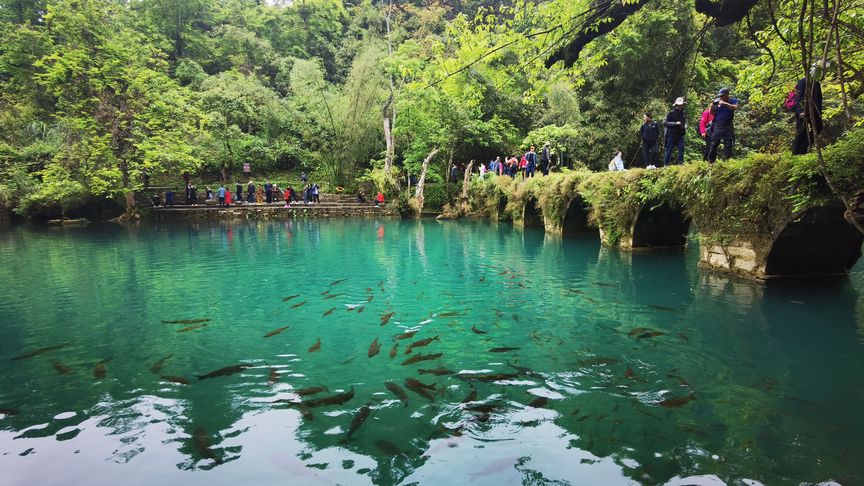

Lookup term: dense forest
[0,0,861,219]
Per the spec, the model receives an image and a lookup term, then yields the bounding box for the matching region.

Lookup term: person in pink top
[699,103,715,161]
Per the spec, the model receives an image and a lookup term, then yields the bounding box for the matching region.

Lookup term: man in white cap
[663,97,687,166]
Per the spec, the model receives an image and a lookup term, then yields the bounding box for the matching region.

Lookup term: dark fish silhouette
[357,306,364,314]
[404,379,435,401]
[197,364,250,380]
[512,313,519,321]
[161,375,190,385]
[471,325,487,335]
[385,382,408,407]
[322,307,336,316]
[162,319,210,324]
[489,347,519,353]
[367,295,374,302]
[291,301,308,309]
[528,396,548,408]
[405,336,439,354]
[593,282,615,287]
[395,330,417,341]
[637,331,664,339]
[648,304,678,312]
[346,403,372,440]
[264,325,289,338]
[323,293,344,300]
[375,440,402,456]
[380,312,395,326]
[193,427,223,464]
[659,393,696,408]
[478,277,485,282]
[341,356,357,364]
[402,352,442,366]
[330,278,347,287]
[51,360,75,375]
[0,408,20,416]
[418,367,454,376]
[437,311,464,317]
[282,294,299,302]
[406,377,436,390]
[456,372,519,382]
[461,388,478,403]
[627,327,652,337]
[177,323,207,333]
[150,353,173,374]
[92,357,112,380]
[308,338,321,353]
[368,337,382,358]
[296,385,328,397]
[268,367,279,386]
[302,387,355,408]
[320,289,331,296]
[389,343,399,359]
[10,342,71,361]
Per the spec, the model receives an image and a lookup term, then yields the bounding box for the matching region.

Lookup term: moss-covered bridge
[460,130,864,280]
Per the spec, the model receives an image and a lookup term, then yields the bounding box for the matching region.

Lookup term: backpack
[782,88,797,112]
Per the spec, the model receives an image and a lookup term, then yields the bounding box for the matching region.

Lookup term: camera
[712,98,721,106]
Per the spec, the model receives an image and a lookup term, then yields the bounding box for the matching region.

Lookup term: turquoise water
[0,219,862,486]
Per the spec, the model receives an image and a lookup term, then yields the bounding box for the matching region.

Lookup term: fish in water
[593,282,615,287]
[395,330,417,341]
[161,375,190,385]
[92,357,112,380]
[150,353,173,374]
[162,319,210,324]
[406,377,436,390]
[577,357,620,366]
[375,440,402,456]
[281,294,300,302]
[368,337,382,358]
[461,388,478,403]
[366,287,373,293]
[489,347,520,353]
[340,356,357,365]
[418,367,454,376]
[0,408,20,416]
[659,393,696,408]
[308,338,322,353]
[323,293,344,300]
[385,382,408,407]
[456,372,519,382]
[512,313,519,321]
[290,301,308,309]
[637,331,664,339]
[405,336,439,354]
[267,367,279,386]
[471,325,487,335]
[296,385,328,397]
[346,403,372,440]
[320,289,330,296]
[322,308,336,317]
[302,387,355,408]
[10,342,71,361]
[437,311,464,317]
[197,364,250,380]
[627,327,652,337]
[177,323,207,333]
[647,304,678,312]
[625,367,634,379]
[51,360,75,375]
[402,352,443,366]
[528,396,548,408]
[478,277,485,283]
[263,325,290,338]
[193,427,223,465]
[380,311,395,326]
[389,343,399,358]
[404,379,435,401]
[367,295,374,302]
[329,278,347,287]
[357,306,364,314]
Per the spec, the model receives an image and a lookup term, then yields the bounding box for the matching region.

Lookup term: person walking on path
[791,77,823,155]
[165,189,174,208]
[698,103,715,161]
[283,187,292,208]
[301,172,308,184]
[312,183,320,203]
[639,113,660,168]
[540,143,551,176]
[707,88,739,163]
[190,185,197,206]
[247,182,255,203]
[525,146,537,178]
[236,182,243,203]
[217,185,226,208]
[265,181,273,204]
[225,188,232,207]
[375,191,385,207]
[185,183,193,205]
[663,97,687,166]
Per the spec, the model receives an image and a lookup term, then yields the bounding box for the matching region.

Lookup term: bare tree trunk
[460,160,475,211]
[414,146,439,214]
[382,0,396,174]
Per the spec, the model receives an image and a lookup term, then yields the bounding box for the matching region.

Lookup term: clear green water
[1,219,863,486]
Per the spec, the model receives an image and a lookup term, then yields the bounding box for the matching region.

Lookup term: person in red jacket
[375,191,385,207]
[698,102,715,161]
[283,187,292,208]
[225,188,232,207]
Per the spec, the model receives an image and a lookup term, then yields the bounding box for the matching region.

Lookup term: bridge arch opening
[631,202,690,249]
[561,196,593,237]
[497,196,511,222]
[523,197,544,230]
[764,207,863,277]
